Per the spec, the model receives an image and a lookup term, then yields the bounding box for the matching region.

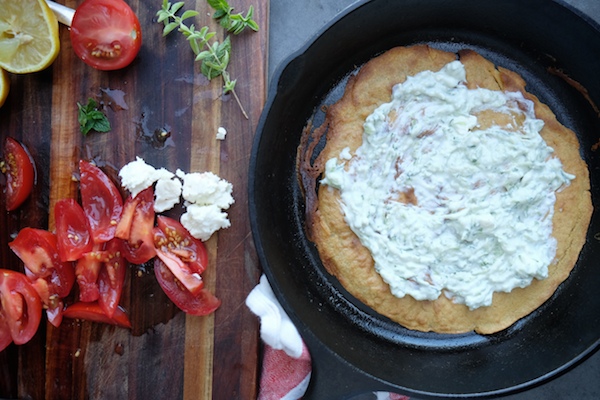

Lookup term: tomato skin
[97,239,127,318]
[2,137,35,211]
[79,160,124,244]
[54,198,94,262]
[9,228,75,299]
[0,269,42,346]
[154,258,220,316]
[116,187,156,264]
[70,0,142,71]
[63,301,132,329]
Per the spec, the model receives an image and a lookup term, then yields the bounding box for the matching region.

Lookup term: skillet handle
[302,333,402,399]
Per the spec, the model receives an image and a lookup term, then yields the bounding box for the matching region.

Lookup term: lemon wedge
[0,0,60,74]
[0,68,8,107]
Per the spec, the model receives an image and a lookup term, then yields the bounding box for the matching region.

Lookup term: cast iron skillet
[249,0,600,398]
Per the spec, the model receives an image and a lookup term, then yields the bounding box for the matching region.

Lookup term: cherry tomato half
[1,137,35,211]
[154,258,220,316]
[0,269,42,347]
[79,160,124,244]
[54,198,94,262]
[115,187,156,264]
[70,0,142,71]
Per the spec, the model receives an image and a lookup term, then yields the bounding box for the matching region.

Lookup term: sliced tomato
[29,278,65,327]
[70,0,142,71]
[116,187,156,264]
[54,198,93,262]
[9,228,75,299]
[97,239,127,318]
[75,244,104,302]
[63,301,132,329]
[0,269,42,345]
[0,316,12,352]
[79,160,124,244]
[155,216,208,274]
[154,258,220,316]
[1,137,36,211]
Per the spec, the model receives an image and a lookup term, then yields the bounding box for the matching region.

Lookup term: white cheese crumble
[216,126,227,140]
[321,60,574,310]
[119,157,174,198]
[180,204,231,241]
[118,158,234,241]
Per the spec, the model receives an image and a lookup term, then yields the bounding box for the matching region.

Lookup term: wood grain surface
[0,0,268,398]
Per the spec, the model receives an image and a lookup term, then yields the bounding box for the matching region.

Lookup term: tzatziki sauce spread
[321,60,573,309]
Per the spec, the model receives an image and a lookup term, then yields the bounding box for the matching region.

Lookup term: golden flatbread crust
[302,45,592,334]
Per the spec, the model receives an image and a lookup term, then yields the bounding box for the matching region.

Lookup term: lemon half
[0,68,8,107]
[0,0,60,74]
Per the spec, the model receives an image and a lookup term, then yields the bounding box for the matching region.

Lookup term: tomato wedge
[0,269,42,346]
[116,187,156,264]
[155,216,208,275]
[63,301,132,329]
[154,258,220,316]
[1,137,36,211]
[54,198,94,262]
[79,160,124,244]
[70,0,142,71]
[9,228,75,327]
[97,239,127,318]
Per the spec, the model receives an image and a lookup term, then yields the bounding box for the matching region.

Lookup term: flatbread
[301,45,592,334]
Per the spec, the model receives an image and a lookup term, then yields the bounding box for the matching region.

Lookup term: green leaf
[163,21,179,35]
[181,10,199,20]
[170,1,185,14]
[77,98,111,136]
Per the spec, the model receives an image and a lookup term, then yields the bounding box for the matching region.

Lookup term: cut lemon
[0,0,60,74]
[0,68,8,107]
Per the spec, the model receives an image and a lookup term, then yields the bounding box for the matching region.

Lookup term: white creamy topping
[322,60,574,309]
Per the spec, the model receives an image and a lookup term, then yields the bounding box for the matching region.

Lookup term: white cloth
[245,274,303,359]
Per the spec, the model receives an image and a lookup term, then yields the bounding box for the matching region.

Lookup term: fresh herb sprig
[207,0,259,35]
[77,98,111,135]
[157,0,252,119]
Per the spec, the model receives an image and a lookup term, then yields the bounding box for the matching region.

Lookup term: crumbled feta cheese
[180,204,231,241]
[180,171,234,209]
[216,126,227,140]
[119,157,173,198]
[154,177,182,212]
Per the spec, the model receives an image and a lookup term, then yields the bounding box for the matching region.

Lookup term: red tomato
[9,228,76,299]
[155,216,208,275]
[79,160,124,243]
[1,137,36,211]
[0,316,12,352]
[116,187,156,264]
[63,301,132,329]
[0,269,42,346]
[70,0,142,71]
[97,239,127,318]
[154,258,220,316]
[75,244,104,302]
[54,198,94,262]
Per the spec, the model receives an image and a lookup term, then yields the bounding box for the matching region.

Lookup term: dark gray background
[267,1,600,399]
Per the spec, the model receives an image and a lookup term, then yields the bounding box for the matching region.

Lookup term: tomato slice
[1,137,36,211]
[54,198,94,262]
[79,160,124,244]
[154,258,220,316]
[75,243,104,302]
[70,0,142,71]
[63,301,132,329]
[97,239,127,318]
[0,316,12,352]
[0,269,42,346]
[116,187,156,264]
[155,216,208,274]
[9,228,76,299]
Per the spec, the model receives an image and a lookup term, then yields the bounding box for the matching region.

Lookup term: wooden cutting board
[0,0,268,398]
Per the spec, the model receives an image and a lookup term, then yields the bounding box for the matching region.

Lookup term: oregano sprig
[156,0,249,119]
[207,0,260,35]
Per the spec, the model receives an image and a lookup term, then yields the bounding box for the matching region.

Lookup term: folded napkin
[246,275,410,400]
